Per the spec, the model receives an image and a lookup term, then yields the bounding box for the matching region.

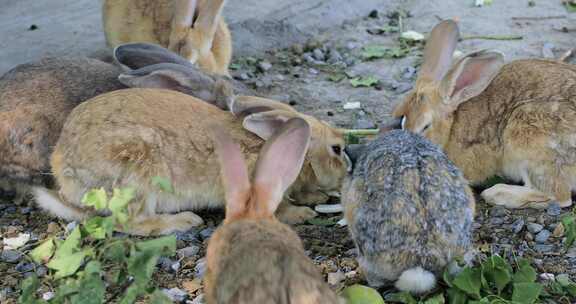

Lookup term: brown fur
[395,50,576,208]
[103,0,232,76]
[41,89,347,234]
[0,57,123,187]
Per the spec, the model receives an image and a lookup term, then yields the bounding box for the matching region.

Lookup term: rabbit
[204,117,342,304]
[392,19,576,210]
[103,0,232,76]
[0,44,235,204]
[32,88,349,235]
[341,129,475,294]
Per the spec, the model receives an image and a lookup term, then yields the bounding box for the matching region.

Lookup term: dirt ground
[2,0,576,303]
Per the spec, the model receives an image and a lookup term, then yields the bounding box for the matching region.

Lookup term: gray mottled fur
[342,130,475,286]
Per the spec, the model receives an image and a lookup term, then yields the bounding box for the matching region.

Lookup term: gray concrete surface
[0,0,390,74]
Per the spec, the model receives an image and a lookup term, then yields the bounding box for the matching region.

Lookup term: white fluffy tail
[33,187,87,221]
[394,267,436,294]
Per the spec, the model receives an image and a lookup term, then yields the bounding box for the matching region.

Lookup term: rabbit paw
[293,191,330,206]
[481,184,554,209]
[276,205,318,224]
[129,212,204,236]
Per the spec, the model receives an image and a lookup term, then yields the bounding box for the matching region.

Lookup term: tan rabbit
[393,20,576,210]
[33,89,348,235]
[204,118,342,304]
[103,0,232,76]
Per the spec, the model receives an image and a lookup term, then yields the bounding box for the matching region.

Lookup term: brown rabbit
[33,89,348,234]
[0,44,236,204]
[393,20,576,209]
[103,0,232,76]
[204,118,342,304]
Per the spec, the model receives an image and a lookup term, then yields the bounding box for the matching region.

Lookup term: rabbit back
[206,220,340,304]
[343,130,474,282]
[0,57,123,185]
[52,88,262,211]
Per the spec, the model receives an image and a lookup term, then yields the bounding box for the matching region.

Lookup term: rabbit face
[393,81,454,149]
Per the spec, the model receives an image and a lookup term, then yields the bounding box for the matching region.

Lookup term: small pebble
[171,261,181,273]
[303,53,316,64]
[177,245,200,258]
[535,230,551,243]
[327,271,345,286]
[15,261,35,273]
[534,244,554,253]
[539,273,555,281]
[312,49,325,61]
[65,221,78,233]
[194,258,207,278]
[20,207,32,215]
[3,206,16,214]
[0,250,23,263]
[36,266,48,277]
[354,118,377,130]
[368,9,379,18]
[292,44,304,55]
[327,49,343,64]
[566,246,576,258]
[42,292,55,301]
[546,203,562,216]
[553,224,565,238]
[524,232,534,242]
[511,219,525,233]
[527,223,543,234]
[158,257,177,272]
[309,68,319,75]
[238,73,250,80]
[176,229,200,242]
[199,227,215,240]
[489,217,505,225]
[257,61,272,72]
[490,206,508,217]
[163,287,188,303]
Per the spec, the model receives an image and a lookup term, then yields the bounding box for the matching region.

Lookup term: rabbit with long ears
[33,88,349,235]
[393,19,576,210]
[0,44,237,204]
[205,118,342,304]
[103,0,232,76]
[342,130,475,294]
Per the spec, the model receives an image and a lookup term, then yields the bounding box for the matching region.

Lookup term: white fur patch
[401,116,407,130]
[33,187,86,221]
[394,267,436,294]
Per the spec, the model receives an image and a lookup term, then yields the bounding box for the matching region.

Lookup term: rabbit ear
[418,20,460,82]
[439,50,504,109]
[119,62,214,89]
[230,96,296,117]
[253,118,311,215]
[193,0,226,46]
[243,110,301,140]
[113,43,193,71]
[173,0,198,28]
[212,126,252,220]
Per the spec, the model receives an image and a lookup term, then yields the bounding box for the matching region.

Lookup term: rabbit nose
[344,144,365,169]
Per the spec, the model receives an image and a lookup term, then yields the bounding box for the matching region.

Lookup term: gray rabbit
[342,130,475,294]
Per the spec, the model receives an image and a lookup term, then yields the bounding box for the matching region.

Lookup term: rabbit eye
[421,124,431,133]
[331,145,342,156]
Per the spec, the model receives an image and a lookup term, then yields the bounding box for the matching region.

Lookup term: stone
[199,227,215,240]
[176,229,200,242]
[535,230,551,243]
[368,9,379,18]
[354,118,377,130]
[327,271,345,286]
[163,287,188,303]
[36,266,48,277]
[539,273,555,281]
[0,250,22,263]
[257,60,272,72]
[527,223,543,234]
[291,43,304,55]
[303,53,316,64]
[177,245,201,259]
[312,48,325,61]
[553,224,565,238]
[194,258,207,278]
[546,203,562,216]
[510,219,525,233]
[327,49,343,64]
[42,292,55,301]
[15,261,35,273]
[490,206,508,217]
[65,221,78,233]
[489,217,505,225]
[534,244,554,253]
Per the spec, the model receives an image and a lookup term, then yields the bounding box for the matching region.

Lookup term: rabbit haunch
[33,89,347,235]
[342,130,475,294]
[394,20,576,210]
